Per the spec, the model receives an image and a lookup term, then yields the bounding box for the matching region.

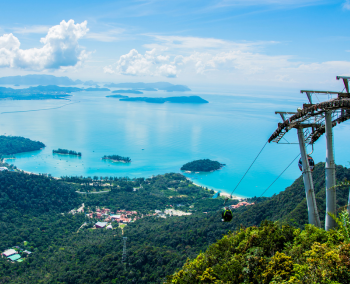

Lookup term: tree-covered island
[102,155,131,163]
[53,149,81,156]
[181,159,225,172]
[0,136,45,155]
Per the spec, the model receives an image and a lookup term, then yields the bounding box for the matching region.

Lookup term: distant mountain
[84,87,110,92]
[104,82,191,92]
[106,94,129,98]
[0,85,107,100]
[0,75,82,86]
[112,90,143,94]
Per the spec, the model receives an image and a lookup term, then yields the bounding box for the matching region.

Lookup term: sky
[0,0,350,90]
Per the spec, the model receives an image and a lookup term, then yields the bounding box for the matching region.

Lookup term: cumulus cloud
[105,34,350,86]
[107,48,178,78]
[0,20,89,70]
[105,44,291,78]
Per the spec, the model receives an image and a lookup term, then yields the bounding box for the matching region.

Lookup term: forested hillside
[166,221,350,283]
[0,163,349,283]
[0,136,45,155]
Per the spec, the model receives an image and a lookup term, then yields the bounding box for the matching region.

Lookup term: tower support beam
[297,128,321,227]
[325,111,336,231]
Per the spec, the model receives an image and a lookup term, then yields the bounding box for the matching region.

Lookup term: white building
[0,167,8,172]
[111,215,121,220]
[2,249,16,257]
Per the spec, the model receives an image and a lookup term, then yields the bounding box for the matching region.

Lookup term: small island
[53,149,81,156]
[181,159,225,172]
[119,96,208,104]
[106,94,129,98]
[102,155,131,163]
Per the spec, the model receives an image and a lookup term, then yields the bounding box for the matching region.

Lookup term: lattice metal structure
[268,76,350,230]
[122,237,127,263]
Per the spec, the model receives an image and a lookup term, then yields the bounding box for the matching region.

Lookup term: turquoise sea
[1,87,349,198]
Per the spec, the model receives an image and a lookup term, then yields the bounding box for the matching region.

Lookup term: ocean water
[1,88,349,198]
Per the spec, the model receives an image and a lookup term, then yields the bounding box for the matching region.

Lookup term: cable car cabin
[222,208,233,222]
[298,156,315,172]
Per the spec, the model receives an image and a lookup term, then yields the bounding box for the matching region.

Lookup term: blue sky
[0,0,349,89]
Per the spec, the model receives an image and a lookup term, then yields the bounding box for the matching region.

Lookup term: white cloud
[85,28,124,42]
[105,34,350,86]
[0,20,89,70]
[343,0,350,9]
[12,25,50,34]
[107,48,178,78]
[144,35,271,52]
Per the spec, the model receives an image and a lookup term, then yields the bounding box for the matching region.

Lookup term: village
[69,204,193,230]
[229,201,255,209]
[69,200,254,230]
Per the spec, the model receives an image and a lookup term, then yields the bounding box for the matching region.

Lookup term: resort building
[2,249,16,257]
[95,222,108,228]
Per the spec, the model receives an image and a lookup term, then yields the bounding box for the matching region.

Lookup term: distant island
[102,155,131,163]
[0,136,45,155]
[119,96,208,104]
[106,94,129,98]
[112,90,143,94]
[84,87,110,92]
[53,149,81,156]
[0,74,82,85]
[0,85,81,100]
[104,82,191,92]
[0,85,114,100]
[181,159,225,172]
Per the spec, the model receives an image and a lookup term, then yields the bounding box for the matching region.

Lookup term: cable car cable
[229,140,268,196]
[259,153,300,198]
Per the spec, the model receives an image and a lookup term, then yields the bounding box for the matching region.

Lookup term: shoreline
[191,181,243,200]
[2,158,241,197]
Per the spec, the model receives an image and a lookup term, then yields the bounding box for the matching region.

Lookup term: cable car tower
[268,76,350,230]
[122,237,127,263]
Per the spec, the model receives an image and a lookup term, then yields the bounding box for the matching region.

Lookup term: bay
[1,87,349,198]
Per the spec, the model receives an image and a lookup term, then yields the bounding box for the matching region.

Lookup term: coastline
[191,181,243,200]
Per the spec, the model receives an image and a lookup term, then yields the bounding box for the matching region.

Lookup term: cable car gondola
[298,155,315,172]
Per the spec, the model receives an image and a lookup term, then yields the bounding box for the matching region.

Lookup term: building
[111,214,121,220]
[8,254,21,261]
[106,225,113,230]
[95,222,107,228]
[2,249,16,257]
[0,167,8,172]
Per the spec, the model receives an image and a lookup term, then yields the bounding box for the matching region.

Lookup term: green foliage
[1,163,350,283]
[329,210,350,243]
[0,136,45,155]
[53,148,81,156]
[102,155,131,162]
[180,159,225,172]
[166,221,350,284]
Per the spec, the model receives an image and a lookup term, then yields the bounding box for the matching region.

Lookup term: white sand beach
[192,181,243,200]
